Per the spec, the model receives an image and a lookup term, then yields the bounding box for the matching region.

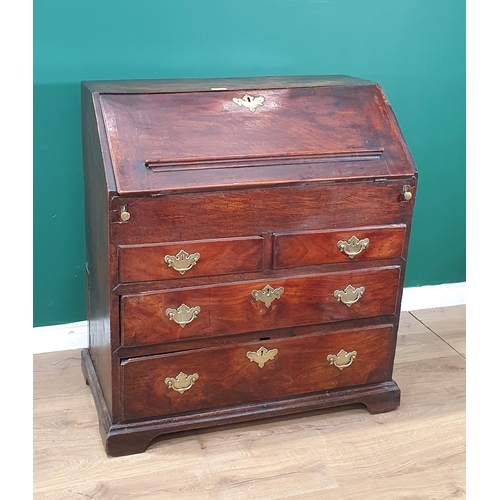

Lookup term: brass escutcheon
[334,285,365,307]
[337,236,369,259]
[164,249,200,275]
[165,303,201,328]
[327,349,357,370]
[246,346,278,368]
[252,284,284,308]
[232,94,265,112]
[164,372,199,394]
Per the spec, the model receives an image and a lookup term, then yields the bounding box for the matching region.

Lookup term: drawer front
[111,180,416,246]
[119,236,264,283]
[121,324,394,421]
[121,266,401,347]
[273,225,406,269]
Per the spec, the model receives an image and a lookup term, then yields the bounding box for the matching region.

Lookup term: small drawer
[273,225,406,269]
[118,236,264,283]
[121,324,394,421]
[120,266,401,347]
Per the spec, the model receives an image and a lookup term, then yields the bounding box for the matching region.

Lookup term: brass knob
[120,206,130,222]
[403,185,412,201]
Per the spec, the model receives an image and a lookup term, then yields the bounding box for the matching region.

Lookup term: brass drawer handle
[164,250,200,275]
[246,346,278,368]
[327,349,357,370]
[232,94,265,112]
[252,284,284,308]
[165,303,201,328]
[334,285,365,307]
[337,236,369,259]
[164,372,199,394]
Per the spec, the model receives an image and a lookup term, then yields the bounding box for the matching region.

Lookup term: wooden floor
[33,306,466,500]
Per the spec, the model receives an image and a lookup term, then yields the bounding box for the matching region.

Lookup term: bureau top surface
[82,76,416,195]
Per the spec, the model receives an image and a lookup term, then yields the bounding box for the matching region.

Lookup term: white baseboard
[33,282,466,355]
[33,320,89,355]
[400,281,466,312]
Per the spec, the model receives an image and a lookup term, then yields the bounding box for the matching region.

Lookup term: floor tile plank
[410,305,466,357]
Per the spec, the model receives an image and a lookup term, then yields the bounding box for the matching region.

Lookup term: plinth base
[81,348,400,457]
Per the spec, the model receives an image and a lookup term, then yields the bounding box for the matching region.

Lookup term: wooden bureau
[80,76,417,456]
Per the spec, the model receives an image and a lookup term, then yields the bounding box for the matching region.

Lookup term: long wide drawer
[110,180,416,245]
[121,324,394,421]
[121,266,401,347]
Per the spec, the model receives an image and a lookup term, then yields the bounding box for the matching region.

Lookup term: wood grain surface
[33,305,465,500]
[272,225,407,269]
[109,180,416,246]
[119,236,265,283]
[95,80,414,195]
[121,267,401,346]
[121,325,394,421]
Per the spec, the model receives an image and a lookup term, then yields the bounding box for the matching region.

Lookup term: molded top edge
[81,75,376,94]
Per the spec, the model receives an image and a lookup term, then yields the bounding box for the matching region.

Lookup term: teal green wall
[34,0,465,327]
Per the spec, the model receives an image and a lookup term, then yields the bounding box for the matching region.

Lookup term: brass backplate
[164,249,200,275]
[327,349,357,370]
[252,284,284,308]
[232,94,265,112]
[165,303,201,328]
[164,372,199,394]
[334,285,365,307]
[246,346,278,368]
[337,235,369,259]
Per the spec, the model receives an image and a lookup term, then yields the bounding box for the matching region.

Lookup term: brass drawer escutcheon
[164,249,200,275]
[232,94,265,112]
[165,303,201,328]
[337,236,369,259]
[164,372,199,394]
[252,284,284,308]
[246,346,278,368]
[327,349,357,370]
[334,285,365,307]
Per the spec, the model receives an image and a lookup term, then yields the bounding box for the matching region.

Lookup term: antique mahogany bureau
[80,76,417,456]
